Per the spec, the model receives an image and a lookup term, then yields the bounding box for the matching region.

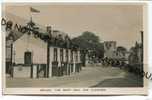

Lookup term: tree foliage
[72,31,104,58]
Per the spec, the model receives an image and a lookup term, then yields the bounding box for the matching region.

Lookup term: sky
[3,3,143,50]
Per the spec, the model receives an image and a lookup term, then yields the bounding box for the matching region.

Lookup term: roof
[5,20,79,50]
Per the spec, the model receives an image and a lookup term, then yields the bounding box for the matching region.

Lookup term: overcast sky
[3,3,143,50]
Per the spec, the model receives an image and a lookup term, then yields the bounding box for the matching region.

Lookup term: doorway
[24,51,32,65]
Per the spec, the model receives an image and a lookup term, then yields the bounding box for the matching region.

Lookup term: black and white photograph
[1,3,148,95]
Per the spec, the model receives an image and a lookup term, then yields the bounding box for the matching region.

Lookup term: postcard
[1,2,148,95]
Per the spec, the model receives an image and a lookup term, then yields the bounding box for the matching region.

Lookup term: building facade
[5,20,82,78]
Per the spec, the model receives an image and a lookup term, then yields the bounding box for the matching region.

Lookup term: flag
[30,7,40,13]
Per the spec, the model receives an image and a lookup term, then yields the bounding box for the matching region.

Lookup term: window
[123,52,125,56]
[60,49,63,62]
[116,52,118,56]
[53,48,58,62]
[75,51,78,62]
[71,50,73,62]
[66,49,69,62]
[24,51,32,65]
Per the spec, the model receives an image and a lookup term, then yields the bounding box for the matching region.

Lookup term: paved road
[6,65,143,88]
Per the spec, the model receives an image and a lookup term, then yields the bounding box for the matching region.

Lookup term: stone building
[103,41,129,62]
[103,41,117,59]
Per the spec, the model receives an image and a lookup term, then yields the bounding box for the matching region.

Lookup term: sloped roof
[3,12,79,49]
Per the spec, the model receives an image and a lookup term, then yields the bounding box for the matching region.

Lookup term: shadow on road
[91,72,143,87]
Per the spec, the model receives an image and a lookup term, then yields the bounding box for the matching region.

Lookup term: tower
[103,41,116,58]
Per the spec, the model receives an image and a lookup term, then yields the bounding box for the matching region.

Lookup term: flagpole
[26,7,33,51]
[30,7,33,22]
[30,15,33,22]
[30,7,40,22]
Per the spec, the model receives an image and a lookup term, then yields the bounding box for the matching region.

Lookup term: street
[6,65,143,88]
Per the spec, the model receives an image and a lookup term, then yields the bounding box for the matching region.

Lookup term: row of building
[5,19,84,78]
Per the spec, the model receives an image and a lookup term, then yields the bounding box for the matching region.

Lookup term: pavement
[6,65,143,88]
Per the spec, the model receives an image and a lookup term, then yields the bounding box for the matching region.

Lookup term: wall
[13,33,47,64]
[13,66,31,78]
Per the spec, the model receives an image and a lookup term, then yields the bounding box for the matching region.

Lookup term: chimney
[46,26,52,38]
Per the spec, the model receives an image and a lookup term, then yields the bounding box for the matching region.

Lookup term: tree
[72,31,104,59]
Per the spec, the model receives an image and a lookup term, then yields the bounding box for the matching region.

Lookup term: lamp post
[140,31,143,63]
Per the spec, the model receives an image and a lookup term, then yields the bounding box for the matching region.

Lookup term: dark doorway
[24,51,32,65]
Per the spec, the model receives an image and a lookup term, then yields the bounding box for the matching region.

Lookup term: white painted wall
[49,47,53,77]
[13,33,47,64]
[57,48,61,67]
[68,49,71,63]
[13,66,31,78]
[63,48,66,62]
[77,50,81,63]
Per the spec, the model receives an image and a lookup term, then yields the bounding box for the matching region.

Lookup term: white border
[1,0,152,100]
